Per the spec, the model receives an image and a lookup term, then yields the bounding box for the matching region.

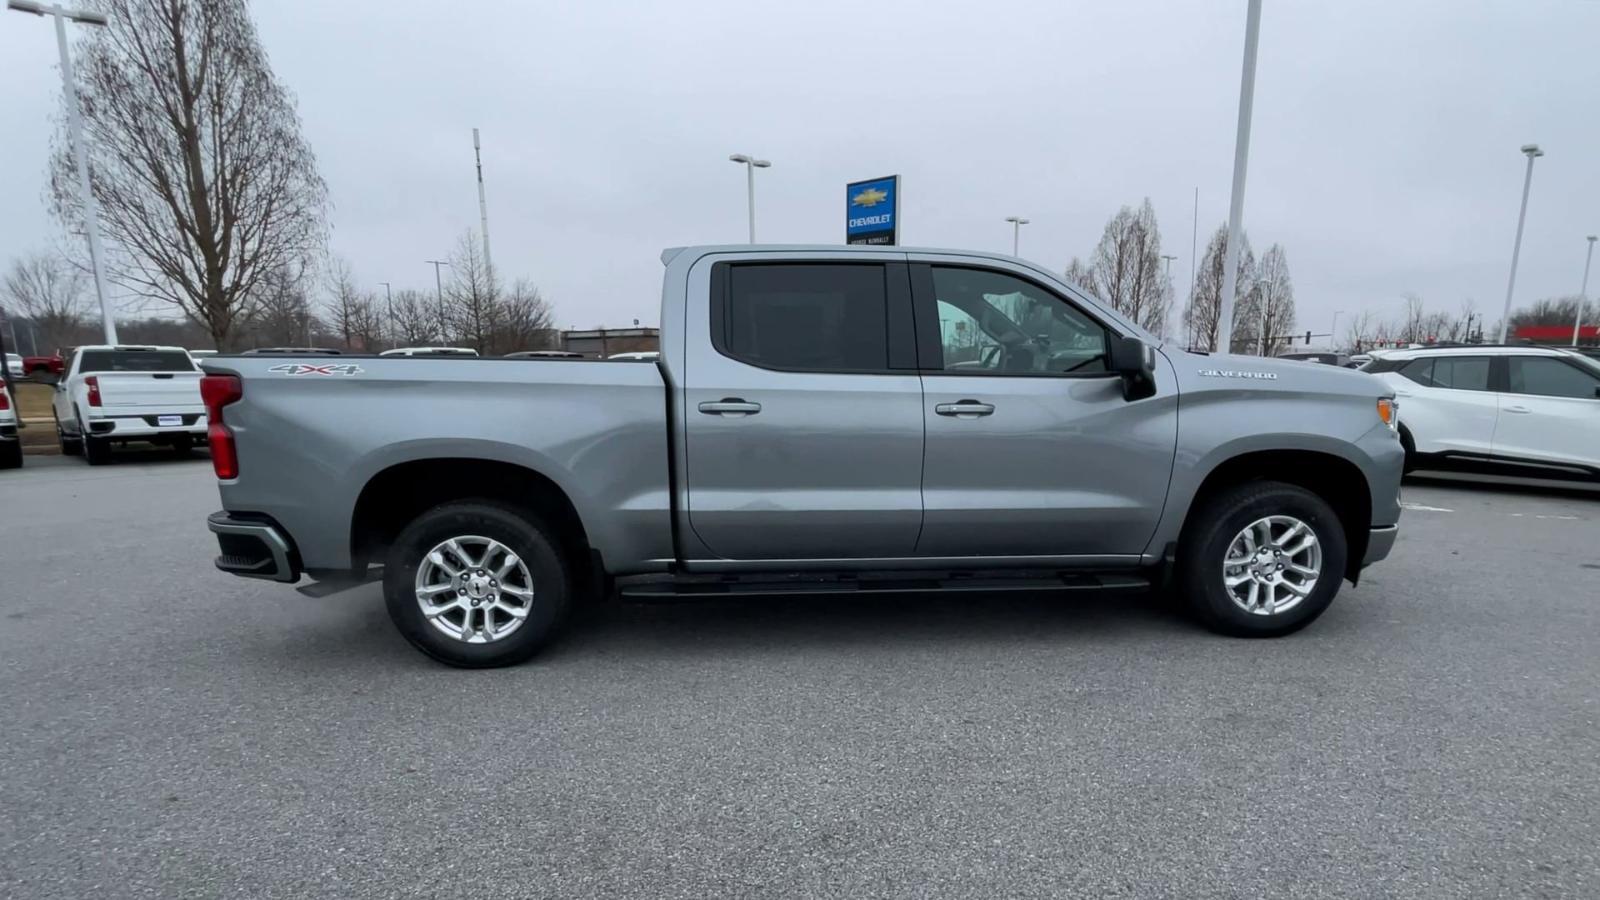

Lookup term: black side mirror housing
[1108,335,1157,401]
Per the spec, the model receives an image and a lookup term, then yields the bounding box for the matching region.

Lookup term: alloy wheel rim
[1221,515,1322,616]
[414,535,535,643]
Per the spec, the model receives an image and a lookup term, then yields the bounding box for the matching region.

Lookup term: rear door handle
[1504,405,1532,414]
[698,398,761,417]
[934,400,995,418]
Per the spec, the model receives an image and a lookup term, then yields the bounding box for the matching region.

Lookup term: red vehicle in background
[23,351,66,378]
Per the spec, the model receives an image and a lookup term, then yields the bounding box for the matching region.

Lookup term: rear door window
[1430,357,1490,391]
[77,350,196,373]
[715,264,894,372]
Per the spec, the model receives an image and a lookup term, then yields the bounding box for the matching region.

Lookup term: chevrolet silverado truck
[201,245,1403,668]
[53,345,207,464]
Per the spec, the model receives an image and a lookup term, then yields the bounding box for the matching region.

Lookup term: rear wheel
[80,417,112,466]
[1178,481,1348,638]
[383,501,573,668]
[55,410,81,456]
[1398,425,1419,474]
[0,440,21,469]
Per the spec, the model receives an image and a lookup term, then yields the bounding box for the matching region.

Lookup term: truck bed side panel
[205,358,672,573]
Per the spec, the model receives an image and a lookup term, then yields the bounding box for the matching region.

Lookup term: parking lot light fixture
[9,0,116,344]
[1575,235,1597,347]
[1005,217,1030,256]
[1497,143,1544,344]
[728,154,770,243]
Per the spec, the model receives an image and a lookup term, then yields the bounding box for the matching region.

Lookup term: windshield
[77,350,196,373]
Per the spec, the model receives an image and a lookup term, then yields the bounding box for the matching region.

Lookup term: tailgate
[96,372,204,408]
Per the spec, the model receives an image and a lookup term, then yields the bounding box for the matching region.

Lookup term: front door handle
[1504,405,1532,414]
[698,398,761,417]
[934,400,995,418]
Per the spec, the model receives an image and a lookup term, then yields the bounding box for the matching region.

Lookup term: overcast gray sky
[3,0,1597,338]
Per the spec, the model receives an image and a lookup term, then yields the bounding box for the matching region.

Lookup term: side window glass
[1508,357,1600,400]
[719,264,889,372]
[929,267,1107,374]
[1431,357,1490,391]
[1398,358,1434,386]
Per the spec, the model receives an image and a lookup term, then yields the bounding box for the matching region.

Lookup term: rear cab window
[78,350,196,373]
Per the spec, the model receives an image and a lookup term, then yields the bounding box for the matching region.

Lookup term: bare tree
[495,278,557,352]
[1254,244,1296,355]
[51,0,327,351]
[1082,199,1171,334]
[2,252,91,350]
[325,259,384,351]
[1063,258,1094,290]
[1344,310,1377,352]
[1508,296,1593,337]
[390,289,438,346]
[1183,225,1257,352]
[445,231,499,353]
[244,263,314,347]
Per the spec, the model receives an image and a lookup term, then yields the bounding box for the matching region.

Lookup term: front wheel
[0,440,21,469]
[1177,481,1348,638]
[383,501,573,668]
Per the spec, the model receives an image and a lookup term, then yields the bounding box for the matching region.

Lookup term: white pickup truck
[52,345,206,465]
[0,379,20,469]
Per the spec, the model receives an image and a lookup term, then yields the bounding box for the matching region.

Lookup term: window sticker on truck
[267,363,364,376]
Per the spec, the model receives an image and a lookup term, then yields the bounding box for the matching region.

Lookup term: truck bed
[200,355,674,574]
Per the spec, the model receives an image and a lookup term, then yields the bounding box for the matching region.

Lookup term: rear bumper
[86,411,207,438]
[1362,524,1398,567]
[207,510,300,583]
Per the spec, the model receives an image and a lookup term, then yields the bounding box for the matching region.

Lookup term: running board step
[618,571,1150,600]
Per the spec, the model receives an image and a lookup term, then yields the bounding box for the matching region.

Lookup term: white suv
[1364,345,1600,478]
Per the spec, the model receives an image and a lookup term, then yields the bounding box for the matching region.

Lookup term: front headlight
[1377,397,1398,431]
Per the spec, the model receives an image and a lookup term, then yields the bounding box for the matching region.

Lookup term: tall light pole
[1497,144,1544,344]
[472,128,493,280]
[1005,216,1030,256]
[426,260,450,342]
[728,154,770,243]
[1576,235,1597,346]
[9,0,116,344]
[1216,0,1263,352]
[378,281,393,346]
[1330,310,1343,349]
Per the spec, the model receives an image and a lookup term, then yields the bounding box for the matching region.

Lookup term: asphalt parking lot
[2,455,1597,899]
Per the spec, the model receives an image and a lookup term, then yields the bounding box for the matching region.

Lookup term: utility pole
[426,260,450,343]
[1216,0,1263,352]
[473,128,494,282]
[1574,235,1597,346]
[8,0,116,343]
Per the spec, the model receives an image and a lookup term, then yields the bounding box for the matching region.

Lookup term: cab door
[909,259,1177,559]
[680,255,926,560]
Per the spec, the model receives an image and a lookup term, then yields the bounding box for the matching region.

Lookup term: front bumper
[1362,524,1398,567]
[207,511,300,583]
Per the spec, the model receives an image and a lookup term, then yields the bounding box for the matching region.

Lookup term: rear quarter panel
[202,357,672,573]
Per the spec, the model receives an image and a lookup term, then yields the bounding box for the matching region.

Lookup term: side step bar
[619,571,1150,600]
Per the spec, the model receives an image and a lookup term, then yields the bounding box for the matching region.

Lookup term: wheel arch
[349,457,597,583]
[1175,447,1373,582]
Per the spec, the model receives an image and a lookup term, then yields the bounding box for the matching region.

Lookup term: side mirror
[1107,335,1157,401]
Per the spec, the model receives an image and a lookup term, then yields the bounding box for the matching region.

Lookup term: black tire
[1398,425,1419,474]
[81,420,112,466]
[1177,481,1348,638]
[0,440,21,469]
[56,410,82,456]
[383,501,573,668]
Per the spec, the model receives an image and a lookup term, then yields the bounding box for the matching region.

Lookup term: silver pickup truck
[201,245,1403,667]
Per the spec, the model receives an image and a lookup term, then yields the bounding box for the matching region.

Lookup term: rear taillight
[0,389,10,411]
[85,375,102,407]
[200,374,243,479]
